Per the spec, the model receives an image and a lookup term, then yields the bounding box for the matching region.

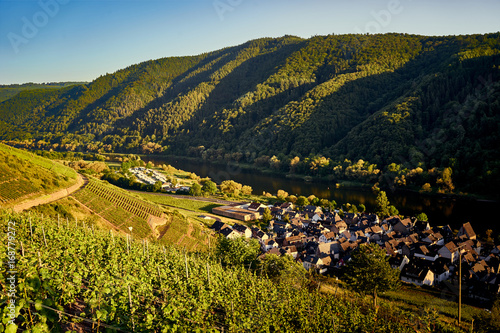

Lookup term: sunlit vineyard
[72,179,162,238]
[0,211,462,332]
[0,143,76,180]
[0,179,38,203]
[0,144,77,206]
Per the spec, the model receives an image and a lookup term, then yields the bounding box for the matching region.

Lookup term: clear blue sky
[1,0,499,84]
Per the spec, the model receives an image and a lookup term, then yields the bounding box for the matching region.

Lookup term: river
[143,156,498,236]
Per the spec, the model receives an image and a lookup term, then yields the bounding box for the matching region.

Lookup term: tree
[189,183,202,196]
[153,180,162,192]
[201,180,218,195]
[342,243,400,309]
[220,180,242,196]
[277,189,289,201]
[241,185,253,196]
[120,161,131,174]
[415,212,428,221]
[319,199,330,209]
[296,196,310,207]
[258,254,305,284]
[329,200,337,210]
[421,183,432,193]
[388,205,399,216]
[358,204,366,213]
[215,236,260,268]
[376,191,390,218]
[262,207,273,224]
[436,167,454,193]
[484,229,495,246]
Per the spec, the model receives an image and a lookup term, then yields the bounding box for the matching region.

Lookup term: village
[129,167,191,192]
[211,201,500,304]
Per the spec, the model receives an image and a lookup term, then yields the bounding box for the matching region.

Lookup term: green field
[137,192,222,213]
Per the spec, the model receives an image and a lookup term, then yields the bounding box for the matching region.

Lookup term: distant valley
[0,33,499,196]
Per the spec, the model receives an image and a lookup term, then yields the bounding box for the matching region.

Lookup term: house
[220,227,238,239]
[280,202,294,211]
[431,258,452,282]
[438,241,459,263]
[414,244,438,261]
[319,231,337,243]
[367,225,384,242]
[302,255,323,270]
[401,260,435,286]
[343,213,359,225]
[335,221,348,233]
[422,232,444,246]
[262,238,279,252]
[458,222,477,240]
[251,227,269,242]
[282,245,298,259]
[212,205,260,221]
[317,242,334,258]
[283,234,306,247]
[393,218,414,235]
[318,255,335,274]
[414,220,431,233]
[233,223,252,238]
[389,254,410,271]
[247,202,265,211]
[304,205,322,215]
[210,221,229,232]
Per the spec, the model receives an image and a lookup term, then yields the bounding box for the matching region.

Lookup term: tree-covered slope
[1,33,499,194]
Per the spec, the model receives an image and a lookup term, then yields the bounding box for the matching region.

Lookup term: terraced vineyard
[0,179,38,203]
[0,143,77,179]
[72,179,163,238]
[85,180,162,219]
[0,144,77,206]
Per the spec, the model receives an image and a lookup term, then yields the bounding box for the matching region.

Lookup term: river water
[143,156,498,236]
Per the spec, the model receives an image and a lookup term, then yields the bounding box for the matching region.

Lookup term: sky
[1,0,499,84]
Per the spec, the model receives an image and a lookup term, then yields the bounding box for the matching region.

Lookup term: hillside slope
[0,143,78,208]
[1,33,499,194]
[0,210,478,332]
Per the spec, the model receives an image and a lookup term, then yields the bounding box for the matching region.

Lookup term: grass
[380,284,483,324]
[26,196,116,232]
[137,192,223,213]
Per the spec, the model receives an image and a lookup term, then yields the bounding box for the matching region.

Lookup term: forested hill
[1,33,500,195]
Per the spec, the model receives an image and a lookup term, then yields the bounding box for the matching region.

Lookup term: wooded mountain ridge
[0,33,499,195]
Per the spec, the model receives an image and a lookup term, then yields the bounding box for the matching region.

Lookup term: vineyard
[0,144,77,206]
[72,179,163,238]
[0,179,39,203]
[0,143,77,180]
[0,211,465,332]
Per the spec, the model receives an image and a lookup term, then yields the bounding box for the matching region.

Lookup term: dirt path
[11,174,87,212]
